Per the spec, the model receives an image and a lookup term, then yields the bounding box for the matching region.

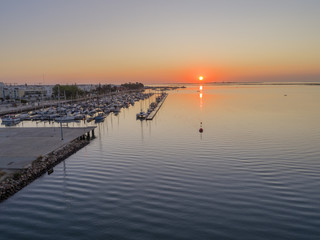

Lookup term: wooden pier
[146,94,168,120]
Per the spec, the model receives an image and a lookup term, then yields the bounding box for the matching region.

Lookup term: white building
[0,83,54,100]
[0,83,24,100]
[77,84,98,92]
[23,86,48,99]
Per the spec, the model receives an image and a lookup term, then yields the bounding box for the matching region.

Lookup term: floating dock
[146,94,168,120]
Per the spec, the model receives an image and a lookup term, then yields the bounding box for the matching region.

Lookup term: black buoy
[199,122,203,133]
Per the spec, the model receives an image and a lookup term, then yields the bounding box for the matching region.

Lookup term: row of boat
[136,93,167,120]
[1,91,154,126]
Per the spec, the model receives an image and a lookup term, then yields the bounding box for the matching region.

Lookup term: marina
[0,89,168,201]
[0,89,147,117]
[0,90,154,126]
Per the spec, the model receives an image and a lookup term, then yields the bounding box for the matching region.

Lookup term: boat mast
[58,85,63,140]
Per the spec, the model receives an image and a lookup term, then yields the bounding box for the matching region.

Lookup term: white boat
[30,114,42,121]
[55,114,75,122]
[94,113,105,121]
[113,106,121,114]
[136,111,147,119]
[104,108,111,114]
[49,113,60,120]
[147,108,153,114]
[73,113,85,120]
[16,113,30,120]
[1,115,21,123]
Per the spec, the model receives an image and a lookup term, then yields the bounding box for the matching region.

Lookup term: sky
[1,0,320,84]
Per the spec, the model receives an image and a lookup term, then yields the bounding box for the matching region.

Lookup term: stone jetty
[0,127,95,202]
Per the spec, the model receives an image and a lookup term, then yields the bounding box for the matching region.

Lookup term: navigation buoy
[199,122,203,133]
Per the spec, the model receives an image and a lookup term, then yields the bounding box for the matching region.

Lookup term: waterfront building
[1,86,24,100]
[0,83,53,101]
[23,86,49,100]
[77,84,98,92]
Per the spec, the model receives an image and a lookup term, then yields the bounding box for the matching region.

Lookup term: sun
[198,76,204,81]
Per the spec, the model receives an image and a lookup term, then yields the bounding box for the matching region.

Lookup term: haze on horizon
[1,0,320,85]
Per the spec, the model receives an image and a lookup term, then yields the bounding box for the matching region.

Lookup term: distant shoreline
[208,82,320,86]
[146,81,320,88]
[148,82,320,86]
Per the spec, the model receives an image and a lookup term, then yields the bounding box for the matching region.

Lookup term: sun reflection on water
[199,85,203,109]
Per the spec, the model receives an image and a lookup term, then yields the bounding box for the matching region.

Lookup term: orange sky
[1,1,320,84]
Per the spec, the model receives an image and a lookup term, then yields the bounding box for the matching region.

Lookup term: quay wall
[0,137,90,202]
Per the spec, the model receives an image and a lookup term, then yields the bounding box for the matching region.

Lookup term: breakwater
[0,137,92,202]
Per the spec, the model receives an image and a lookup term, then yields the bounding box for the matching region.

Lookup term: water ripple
[1,85,320,239]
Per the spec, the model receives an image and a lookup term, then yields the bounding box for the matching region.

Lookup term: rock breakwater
[0,138,90,202]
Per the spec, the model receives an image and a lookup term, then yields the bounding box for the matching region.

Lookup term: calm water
[1,84,320,239]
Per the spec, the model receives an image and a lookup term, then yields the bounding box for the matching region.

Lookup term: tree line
[52,84,85,99]
[53,82,144,100]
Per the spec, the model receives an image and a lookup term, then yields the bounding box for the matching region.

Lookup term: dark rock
[0,139,90,202]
